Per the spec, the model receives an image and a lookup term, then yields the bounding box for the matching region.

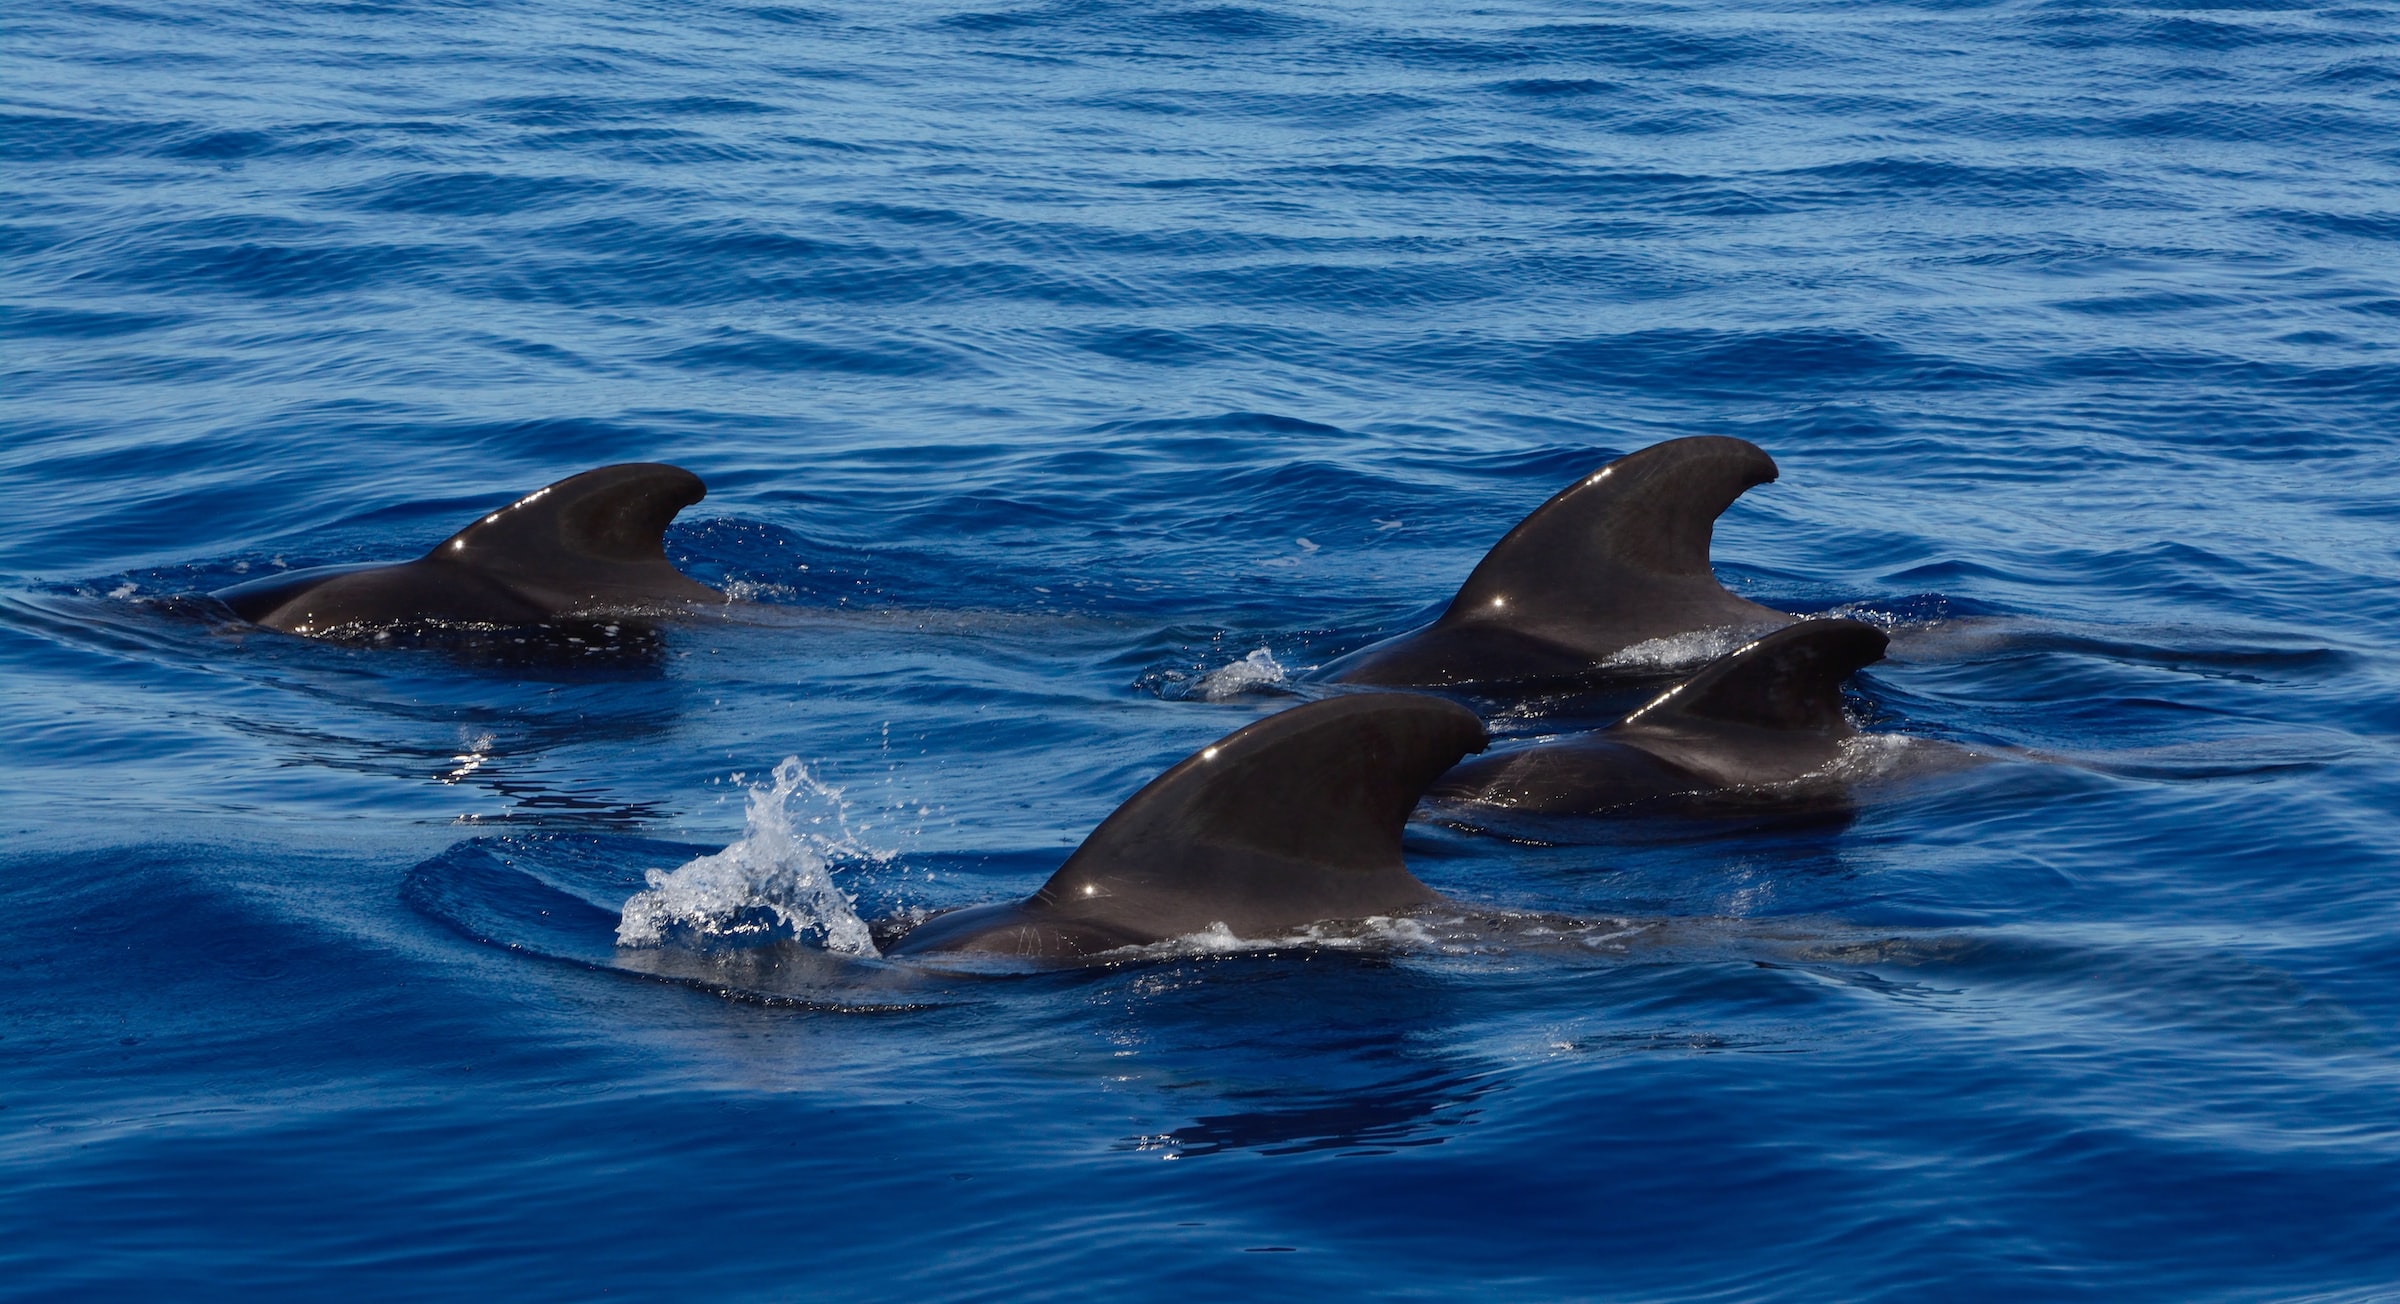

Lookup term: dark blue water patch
[1435,327,1998,398]
[656,325,971,377]
[2105,102,2388,145]
[340,169,627,216]
[1353,21,1788,73]
[1064,323,1232,365]
[403,834,670,956]
[2038,345,2400,400]
[1516,21,1781,70]
[2252,206,2400,242]
[1777,157,2109,207]
[1949,626,2362,686]
[2052,288,2253,316]
[611,216,851,262]
[1181,259,1493,310]
[1607,109,1732,136]
[1490,77,1626,98]
[743,4,837,24]
[613,250,1123,309]
[100,237,445,298]
[1091,410,1348,440]
[0,110,186,161]
[2137,14,2344,51]
[156,127,279,161]
[938,7,1054,32]
[1144,4,1321,42]
[1077,86,1440,125]
[0,303,184,339]
[1347,34,1536,69]
[527,126,771,166]
[2295,53,2400,88]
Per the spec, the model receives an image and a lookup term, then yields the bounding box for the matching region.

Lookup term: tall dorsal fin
[1441,436,1785,638]
[1030,694,1488,940]
[1619,618,1888,734]
[425,463,719,607]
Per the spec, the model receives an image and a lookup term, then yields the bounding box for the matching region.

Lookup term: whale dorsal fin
[1620,618,1888,734]
[1439,436,1787,645]
[1030,694,1487,940]
[425,463,719,608]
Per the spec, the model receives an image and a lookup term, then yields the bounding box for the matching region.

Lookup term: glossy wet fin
[1027,694,1489,941]
[1321,437,1793,686]
[1620,618,1888,734]
[426,463,718,606]
[1445,435,1781,626]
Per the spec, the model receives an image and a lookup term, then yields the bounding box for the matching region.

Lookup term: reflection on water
[1122,1066,1501,1158]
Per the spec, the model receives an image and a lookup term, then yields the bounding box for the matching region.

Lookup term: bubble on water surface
[1192,646,1293,700]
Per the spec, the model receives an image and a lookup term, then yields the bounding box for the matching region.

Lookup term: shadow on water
[1120,1063,1501,1158]
[2,588,706,823]
[10,587,679,682]
[1088,950,1507,1159]
[405,832,1507,1154]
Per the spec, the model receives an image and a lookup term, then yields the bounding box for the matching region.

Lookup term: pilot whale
[889,693,1489,959]
[1320,436,1795,688]
[1427,618,1890,816]
[212,463,722,637]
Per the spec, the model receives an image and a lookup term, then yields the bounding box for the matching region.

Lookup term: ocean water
[6,0,2400,1296]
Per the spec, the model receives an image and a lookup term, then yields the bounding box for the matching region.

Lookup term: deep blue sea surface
[7,0,2400,1297]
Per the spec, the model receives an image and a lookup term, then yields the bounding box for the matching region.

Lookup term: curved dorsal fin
[1440,436,1785,639]
[425,463,719,607]
[1030,694,1487,940]
[1620,618,1888,734]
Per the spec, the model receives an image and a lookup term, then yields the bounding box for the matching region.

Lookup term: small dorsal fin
[425,463,718,607]
[1029,694,1487,940]
[1441,435,1785,638]
[1620,618,1888,734]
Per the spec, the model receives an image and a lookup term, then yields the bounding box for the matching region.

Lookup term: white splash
[720,578,798,602]
[616,758,881,956]
[1193,646,1290,700]
[1601,624,1778,672]
[1118,914,1449,959]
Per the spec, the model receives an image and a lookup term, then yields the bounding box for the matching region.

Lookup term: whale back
[212,463,720,635]
[424,462,719,610]
[1428,618,1891,815]
[1014,694,1487,946]
[1618,617,1889,736]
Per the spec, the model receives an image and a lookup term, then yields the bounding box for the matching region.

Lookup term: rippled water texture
[7,0,2400,1297]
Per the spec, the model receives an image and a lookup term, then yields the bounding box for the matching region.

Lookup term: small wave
[615,758,881,955]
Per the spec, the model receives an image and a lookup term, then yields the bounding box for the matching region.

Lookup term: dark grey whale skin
[1429,619,1890,815]
[1319,436,1795,689]
[212,464,722,637]
[889,694,1489,960]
